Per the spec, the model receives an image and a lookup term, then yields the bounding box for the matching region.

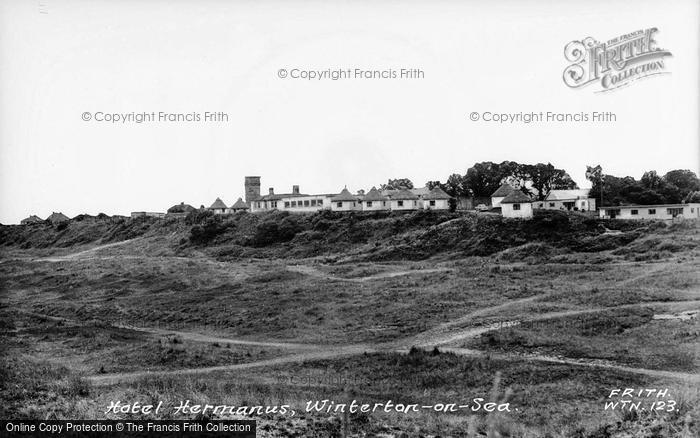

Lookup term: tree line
[379,162,700,206]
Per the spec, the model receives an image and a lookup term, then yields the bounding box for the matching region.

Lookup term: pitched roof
[209,198,228,209]
[411,187,431,197]
[47,212,69,222]
[546,189,591,201]
[491,183,517,198]
[501,191,532,203]
[167,202,196,213]
[362,187,388,201]
[331,188,359,202]
[21,215,44,223]
[423,187,451,200]
[231,198,249,209]
[390,188,419,200]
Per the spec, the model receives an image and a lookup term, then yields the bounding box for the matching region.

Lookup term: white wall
[600,204,700,220]
[362,200,390,211]
[390,199,419,210]
[331,200,361,211]
[501,202,533,219]
[423,199,449,210]
[535,198,596,211]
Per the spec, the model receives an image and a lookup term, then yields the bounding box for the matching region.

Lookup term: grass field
[1,211,698,436]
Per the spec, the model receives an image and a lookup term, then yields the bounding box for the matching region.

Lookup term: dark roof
[167,202,196,213]
[21,215,44,224]
[46,212,70,222]
[231,198,249,209]
[331,188,359,202]
[491,183,517,198]
[501,191,532,203]
[423,187,451,200]
[209,198,228,209]
[389,188,419,200]
[411,187,431,197]
[362,187,388,201]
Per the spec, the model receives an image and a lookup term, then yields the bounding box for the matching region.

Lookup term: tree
[522,163,578,201]
[685,191,700,203]
[463,162,506,198]
[445,173,468,197]
[662,170,700,199]
[380,178,414,190]
[585,165,604,206]
[640,170,662,190]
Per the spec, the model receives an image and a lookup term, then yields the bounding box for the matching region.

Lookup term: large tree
[662,170,700,199]
[463,162,511,198]
[522,163,578,201]
[380,178,414,190]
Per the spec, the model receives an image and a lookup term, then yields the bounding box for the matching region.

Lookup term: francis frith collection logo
[563,28,672,92]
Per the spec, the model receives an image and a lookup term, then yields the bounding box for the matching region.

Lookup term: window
[304,200,309,207]
[513,204,521,210]
[692,208,695,213]
[631,209,638,215]
[667,208,683,216]
[429,200,436,206]
[256,202,261,208]
[648,209,656,215]
[398,200,404,207]
[317,199,323,205]
[310,200,316,206]
[291,201,296,207]
[366,201,373,207]
[383,201,386,206]
[549,203,555,208]
[284,202,290,208]
[413,201,417,206]
[336,202,342,208]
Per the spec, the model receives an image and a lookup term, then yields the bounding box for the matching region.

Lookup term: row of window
[630,208,687,215]
[256,199,433,209]
[284,199,325,208]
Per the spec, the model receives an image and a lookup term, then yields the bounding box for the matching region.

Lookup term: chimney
[292,185,300,194]
[269,187,274,195]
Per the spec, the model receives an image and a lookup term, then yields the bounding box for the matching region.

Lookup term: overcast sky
[0,0,698,223]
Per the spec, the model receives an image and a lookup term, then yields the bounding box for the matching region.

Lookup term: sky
[0,0,698,223]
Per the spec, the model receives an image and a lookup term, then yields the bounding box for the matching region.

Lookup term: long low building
[598,203,700,220]
[246,179,451,213]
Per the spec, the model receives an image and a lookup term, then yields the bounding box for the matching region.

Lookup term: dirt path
[37,239,141,262]
[112,323,321,350]
[286,264,451,282]
[439,348,700,383]
[84,298,700,386]
[88,344,379,386]
[411,299,700,347]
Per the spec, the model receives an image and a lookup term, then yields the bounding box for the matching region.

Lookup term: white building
[500,191,533,219]
[389,188,420,210]
[361,187,390,210]
[331,188,361,211]
[245,177,451,213]
[534,189,596,212]
[209,198,228,214]
[422,187,451,209]
[491,183,517,208]
[599,203,700,220]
